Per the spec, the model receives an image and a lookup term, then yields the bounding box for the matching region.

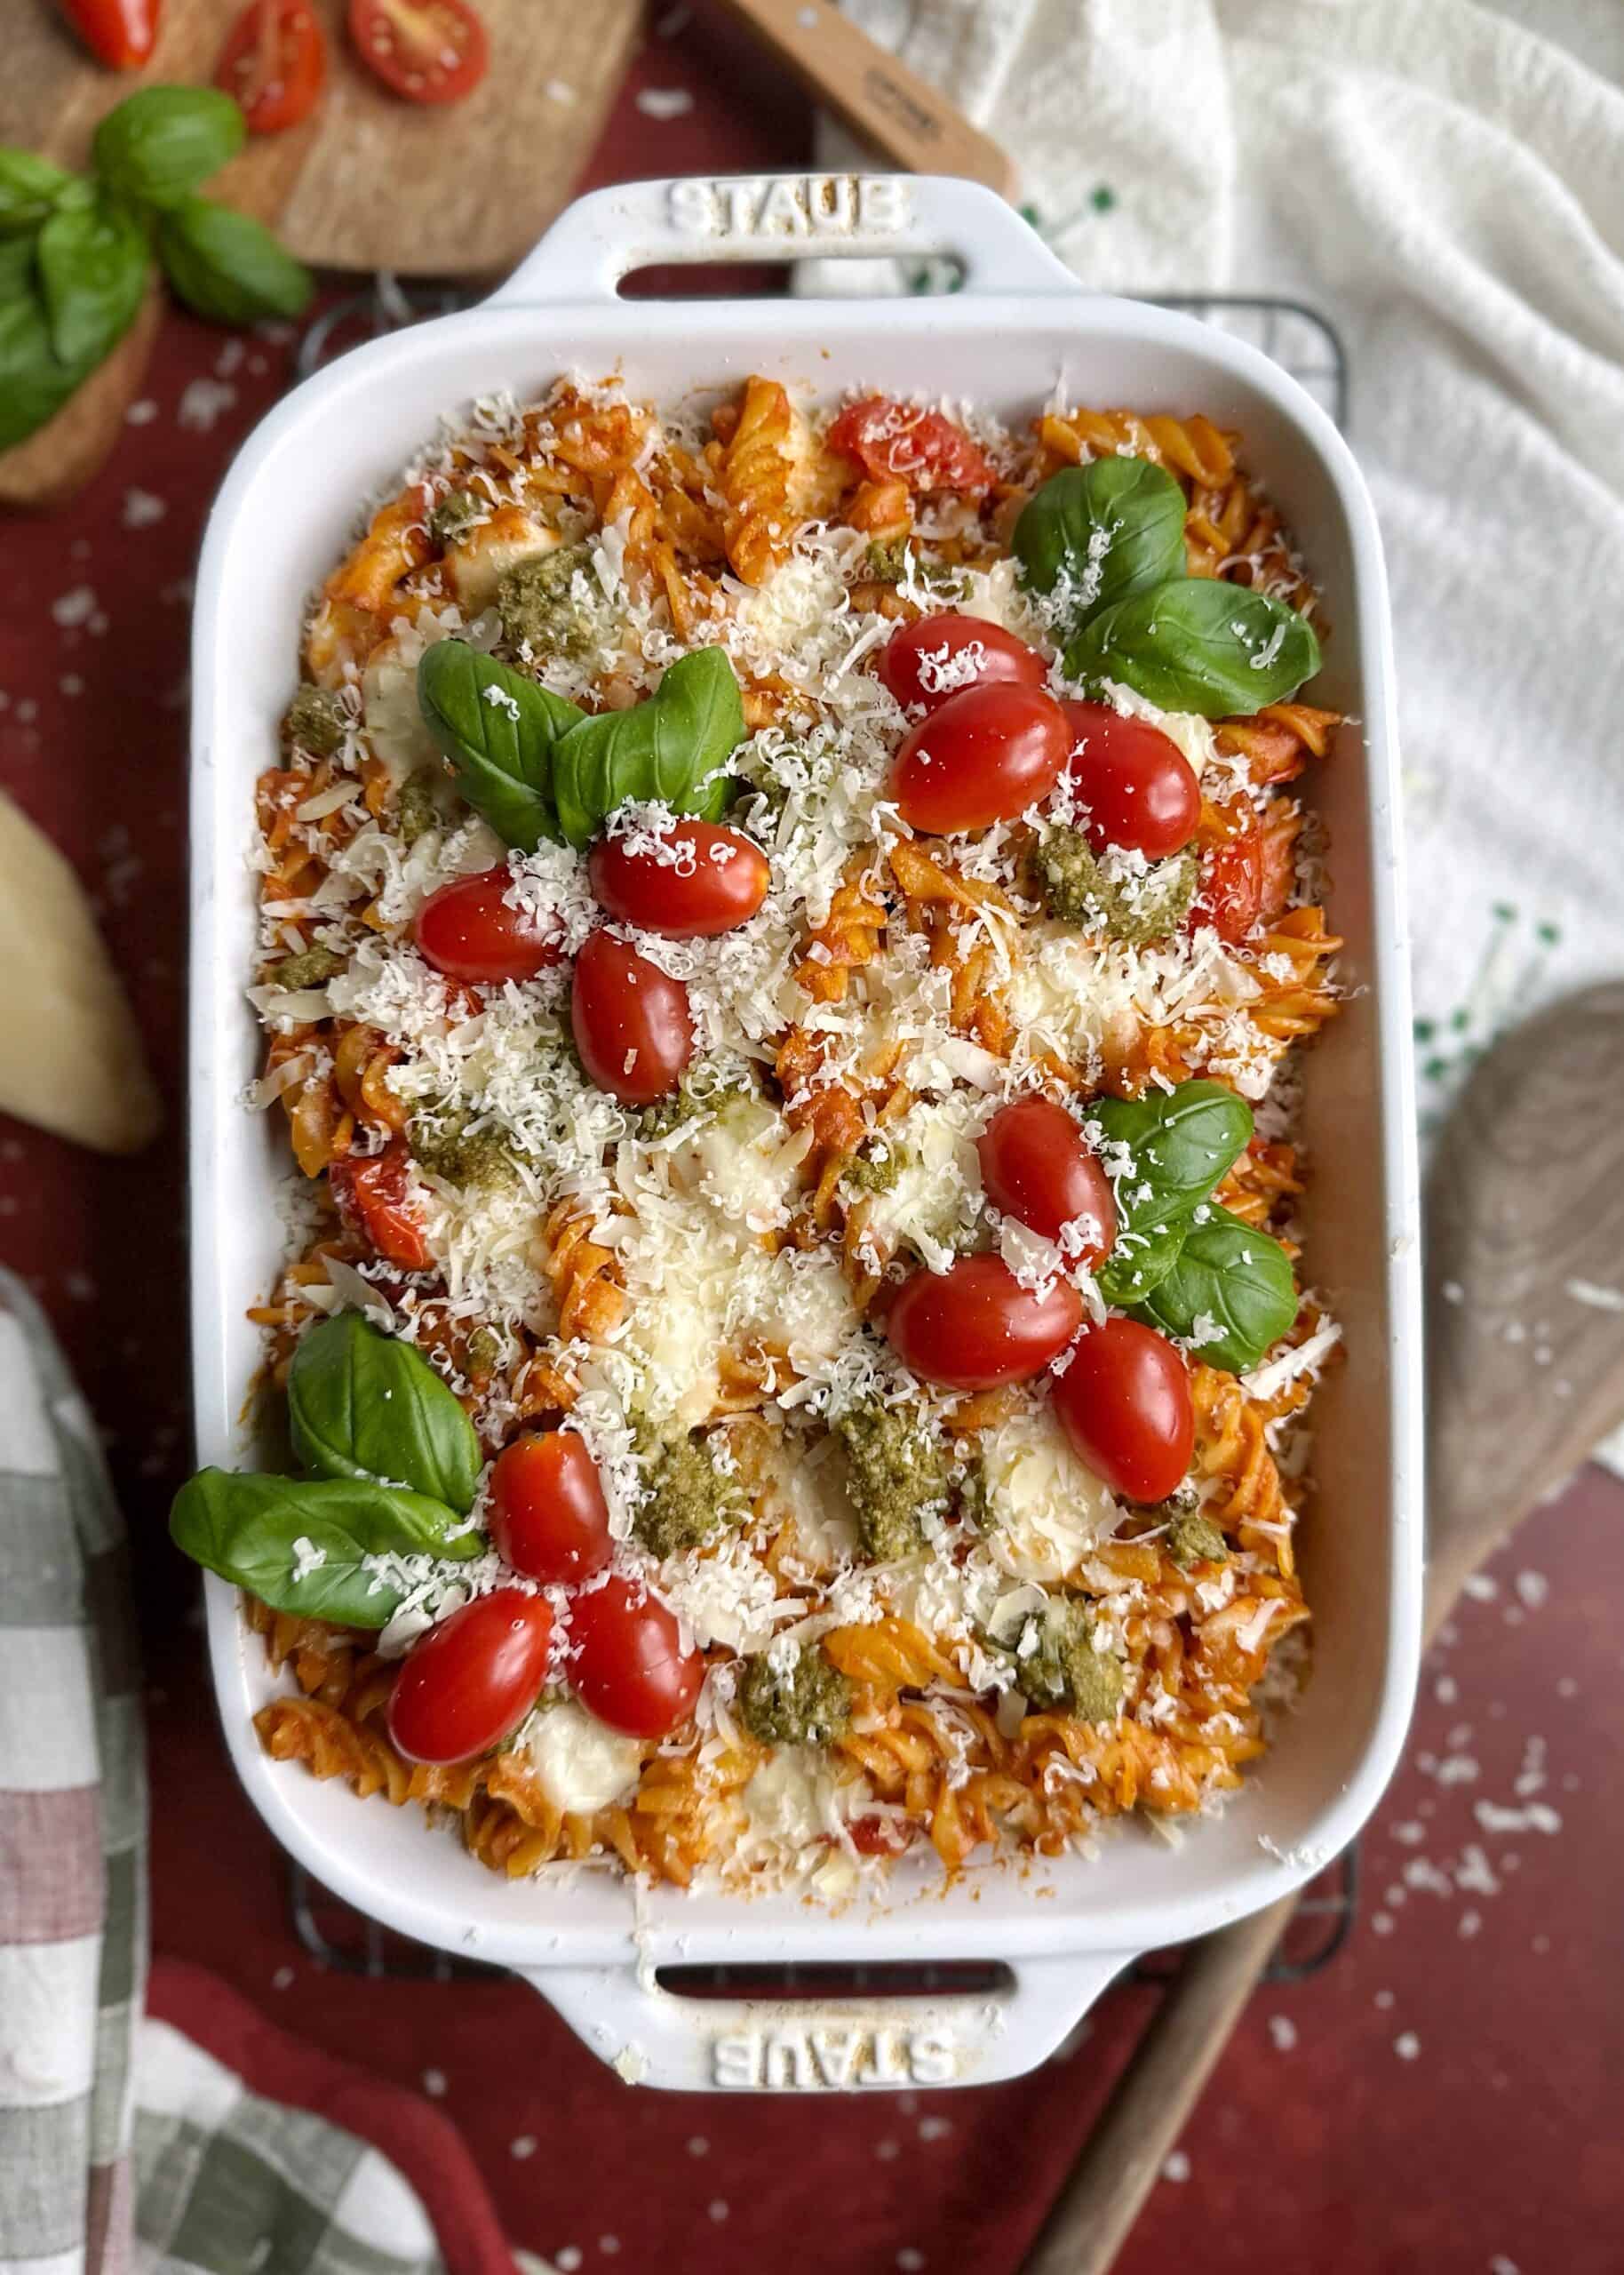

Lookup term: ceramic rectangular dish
[190,174,1422,2092]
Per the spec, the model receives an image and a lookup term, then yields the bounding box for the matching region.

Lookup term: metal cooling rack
[283,274,1356,2024]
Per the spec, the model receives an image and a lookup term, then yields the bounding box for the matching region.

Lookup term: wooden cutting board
[4,0,640,275]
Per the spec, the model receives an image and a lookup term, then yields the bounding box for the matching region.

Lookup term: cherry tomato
[56,0,157,68]
[1189,830,1263,944]
[1060,702,1201,858]
[414,867,561,985]
[883,1253,1083,1391]
[490,1430,611,1585]
[878,614,1047,714]
[588,823,769,938]
[890,683,1071,834]
[827,397,996,495]
[387,1589,553,1766]
[571,931,694,1106]
[977,1096,1115,1263]
[1052,1318,1194,1504]
[329,1143,432,1271]
[215,1,327,133]
[568,1576,704,1739]
[347,0,488,104]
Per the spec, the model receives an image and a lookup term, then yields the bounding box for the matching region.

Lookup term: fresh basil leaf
[1092,1079,1253,1233]
[416,640,581,851]
[92,86,245,209]
[1064,578,1320,718]
[0,150,75,237]
[36,196,147,371]
[289,1311,482,1512]
[155,197,311,323]
[0,280,90,451]
[169,1468,478,1627]
[1014,459,1186,631]
[553,647,744,850]
[1134,1206,1298,1372]
[1095,1217,1190,1306]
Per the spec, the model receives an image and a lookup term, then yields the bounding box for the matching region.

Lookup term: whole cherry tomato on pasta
[571,931,695,1105]
[490,1431,612,1586]
[568,1576,704,1739]
[414,868,561,985]
[329,1143,433,1271]
[588,822,769,938]
[386,1589,553,1766]
[977,1096,1115,1263]
[889,683,1071,834]
[347,0,488,104]
[55,0,158,68]
[1060,702,1201,860]
[215,1,327,133]
[1051,1317,1194,1504]
[878,614,1047,714]
[883,1253,1083,1391]
[827,397,996,495]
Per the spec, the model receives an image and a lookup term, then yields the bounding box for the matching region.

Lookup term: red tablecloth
[4,17,1621,2271]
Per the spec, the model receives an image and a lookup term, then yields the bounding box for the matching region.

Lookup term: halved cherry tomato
[1052,1318,1194,1504]
[588,823,769,939]
[387,1589,553,1766]
[571,931,694,1106]
[1060,702,1201,859]
[883,1253,1083,1392]
[490,1430,611,1585]
[348,0,488,104]
[848,1815,918,1858]
[215,1,327,134]
[329,1143,432,1271]
[878,614,1047,714]
[414,867,561,985]
[890,683,1071,834]
[977,1096,1115,1264]
[568,1575,704,1739]
[56,0,157,68]
[827,397,996,496]
[1189,829,1263,944]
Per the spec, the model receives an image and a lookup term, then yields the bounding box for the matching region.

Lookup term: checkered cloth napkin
[0,1272,520,2275]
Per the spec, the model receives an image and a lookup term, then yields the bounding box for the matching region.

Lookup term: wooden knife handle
[711,0,1015,196]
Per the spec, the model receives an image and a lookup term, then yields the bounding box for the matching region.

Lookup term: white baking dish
[189,175,1422,2092]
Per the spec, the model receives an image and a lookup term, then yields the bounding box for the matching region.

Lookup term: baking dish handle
[515,1948,1132,2092]
[483,174,1079,309]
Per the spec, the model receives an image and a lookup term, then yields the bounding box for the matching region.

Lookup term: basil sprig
[170,1470,479,1628]
[1014,459,1186,630]
[553,648,744,849]
[169,1312,486,1625]
[1090,1080,1297,1368]
[1134,1205,1299,1372]
[1064,578,1320,719]
[288,1312,482,1512]
[0,88,311,456]
[417,641,583,852]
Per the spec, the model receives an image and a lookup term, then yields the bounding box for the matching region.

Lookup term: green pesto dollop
[840,1139,908,1196]
[1165,1508,1230,1570]
[634,1433,744,1560]
[283,682,348,760]
[427,489,484,547]
[464,1324,503,1383]
[270,944,344,990]
[1037,828,1198,946]
[408,1108,517,1190]
[835,1399,949,1564]
[496,543,600,661]
[637,1069,753,1143]
[1015,1600,1126,1723]
[396,768,442,847]
[864,537,912,583]
[735,1644,854,1746]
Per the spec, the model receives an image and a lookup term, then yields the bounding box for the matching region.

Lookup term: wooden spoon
[1022,981,1624,2275]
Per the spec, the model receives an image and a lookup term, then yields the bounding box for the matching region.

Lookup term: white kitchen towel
[821,0,1624,1143]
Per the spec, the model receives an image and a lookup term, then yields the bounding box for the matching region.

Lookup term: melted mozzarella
[521,1698,644,1815]
[978,1401,1122,1582]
